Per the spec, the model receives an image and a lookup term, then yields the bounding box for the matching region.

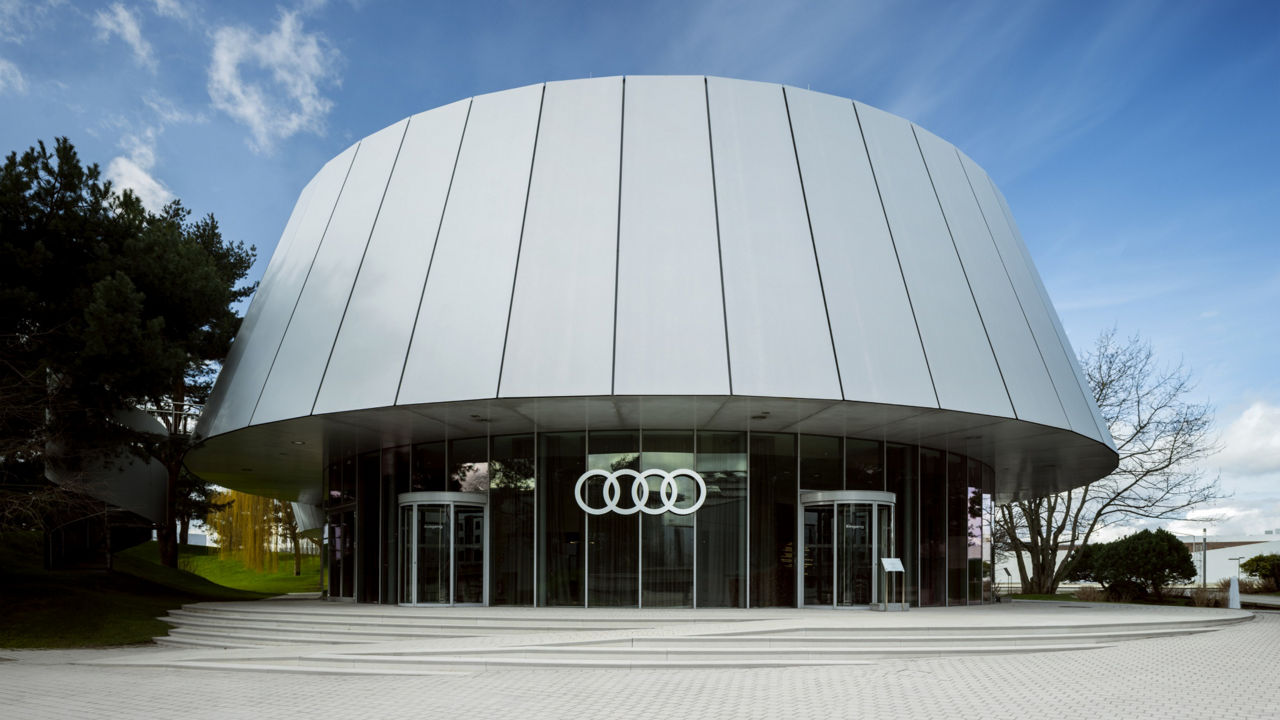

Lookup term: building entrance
[398,493,487,605]
[801,491,895,608]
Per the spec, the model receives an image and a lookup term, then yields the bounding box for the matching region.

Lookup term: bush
[1240,554,1280,589]
[1069,528,1197,601]
[1074,586,1104,602]
[1189,588,1221,607]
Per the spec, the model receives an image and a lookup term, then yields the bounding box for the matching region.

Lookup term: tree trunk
[158,458,180,568]
[179,515,189,546]
[290,526,302,576]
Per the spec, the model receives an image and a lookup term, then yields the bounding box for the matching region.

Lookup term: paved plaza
[1,605,1277,719]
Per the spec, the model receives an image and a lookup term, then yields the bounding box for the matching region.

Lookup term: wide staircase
[110,599,1253,675]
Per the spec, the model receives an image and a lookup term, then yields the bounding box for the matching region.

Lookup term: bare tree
[998,328,1222,594]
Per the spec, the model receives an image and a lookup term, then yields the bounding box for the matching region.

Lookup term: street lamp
[1230,556,1245,583]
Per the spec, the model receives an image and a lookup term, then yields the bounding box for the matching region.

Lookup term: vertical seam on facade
[611,77,625,395]
[394,98,473,405]
[783,86,845,401]
[911,124,1016,418]
[958,149,1070,426]
[312,118,412,414]
[496,83,547,398]
[852,102,940,408]
[704,77,734,395]
[250,144,360,424]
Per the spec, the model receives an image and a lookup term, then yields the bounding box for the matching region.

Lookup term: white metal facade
[189,76,1116,503]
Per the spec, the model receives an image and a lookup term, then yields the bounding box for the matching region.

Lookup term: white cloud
[94,3,155,71]
[0,56,23,94]
[1217,401,1280,475]
[207,10,339,153]
[0,0,60,44]
[152,0,188,21]
[144,93,205,125]
[105,129,174,212]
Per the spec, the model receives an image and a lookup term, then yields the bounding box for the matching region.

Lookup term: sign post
[874,557,908,612]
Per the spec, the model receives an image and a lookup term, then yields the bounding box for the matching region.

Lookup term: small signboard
[881,557,904,572]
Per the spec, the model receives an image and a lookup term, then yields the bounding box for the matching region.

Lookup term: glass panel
[885,443,918,605]
[455,505,485,604]
[803,505,833,606]
[416,505,449,604]
[340,509,355,597]
[919,448,946,606]
[878,504,894,605]
[449,437,490,493]
[982,463,994,604]
[399,505,413,603]
[385,447,408,603]
[749,432,797,607]
[846,439,883,491]
[587,431,639,607]
[640,431,694,608]
[490,434,535,606]
[947,453,967,605]
[799,435,842,491]
[695,431,747,608]
[968,458,984,604]
[538,432,584,606]
[341,459,356,504]
[411,441,446,492]
[838,503,873,605]
[357,452,380,602]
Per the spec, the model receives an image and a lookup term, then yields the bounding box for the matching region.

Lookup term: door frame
[397,491,489,606]
[798,490,895,609]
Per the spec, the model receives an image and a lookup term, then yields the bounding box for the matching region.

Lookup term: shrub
[1070,528,1196,601]
[1074,586,1104,602]
[1190,588,1221,607]
[1240,554,1280,588]
[1105,579,1145,602]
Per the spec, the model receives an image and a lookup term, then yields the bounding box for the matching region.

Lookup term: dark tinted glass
[947,452,967,605]
[885,443,917,605]
[586,431,639,607]
[640,431,695,607]
[490,434,534,605]
[846,439,883,491]
[537,432,584,606]
[799,435,842,491]
[411,441,446,492]
[919,448,946,606]
[803,505,833,605]
[749,432,796,607]
[695,431,747,608]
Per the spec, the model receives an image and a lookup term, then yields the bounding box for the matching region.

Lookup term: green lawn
[0,533,318,649]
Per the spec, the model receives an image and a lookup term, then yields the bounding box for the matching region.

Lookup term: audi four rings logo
[574,469,707,516]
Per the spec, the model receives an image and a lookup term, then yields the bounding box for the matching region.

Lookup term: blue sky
[2,0,1277,537]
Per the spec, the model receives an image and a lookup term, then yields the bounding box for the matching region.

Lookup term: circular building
[187,76,1117,609]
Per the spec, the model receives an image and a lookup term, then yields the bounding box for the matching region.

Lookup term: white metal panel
[613,75,730,396]
[915,127,1068,428]
[200,172,319,438]
[707,77,841,400]
[253,120,408,425]
[854,101,1013,418]
[208,145,357,434]
[397,83,544,405]
[963,155,1103,441]
[784,87,935,409]
[498,78,621,398]
[989,179,1115,448]
[313,100,471,415]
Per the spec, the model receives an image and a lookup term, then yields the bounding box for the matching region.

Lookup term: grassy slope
[0,533,269,649]
[136,542,323,595]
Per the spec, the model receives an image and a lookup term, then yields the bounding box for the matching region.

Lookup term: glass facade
[321,428,997,608]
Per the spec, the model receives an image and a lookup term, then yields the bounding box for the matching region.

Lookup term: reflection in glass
[846,439,883,491]
[967,458,984,604]
[538,432,584,606]
[641,432,694,607]
[803,505,833,605]
[411,442,446,492]
[490,434,534,606]
[947,453,967,605]
[449,437,490,493]
[587,431,639,607]
[399,505,413,603]
[749,433,796,607]
[455,505,485,603]
[695,432,747,607]
[877,503,893,605]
